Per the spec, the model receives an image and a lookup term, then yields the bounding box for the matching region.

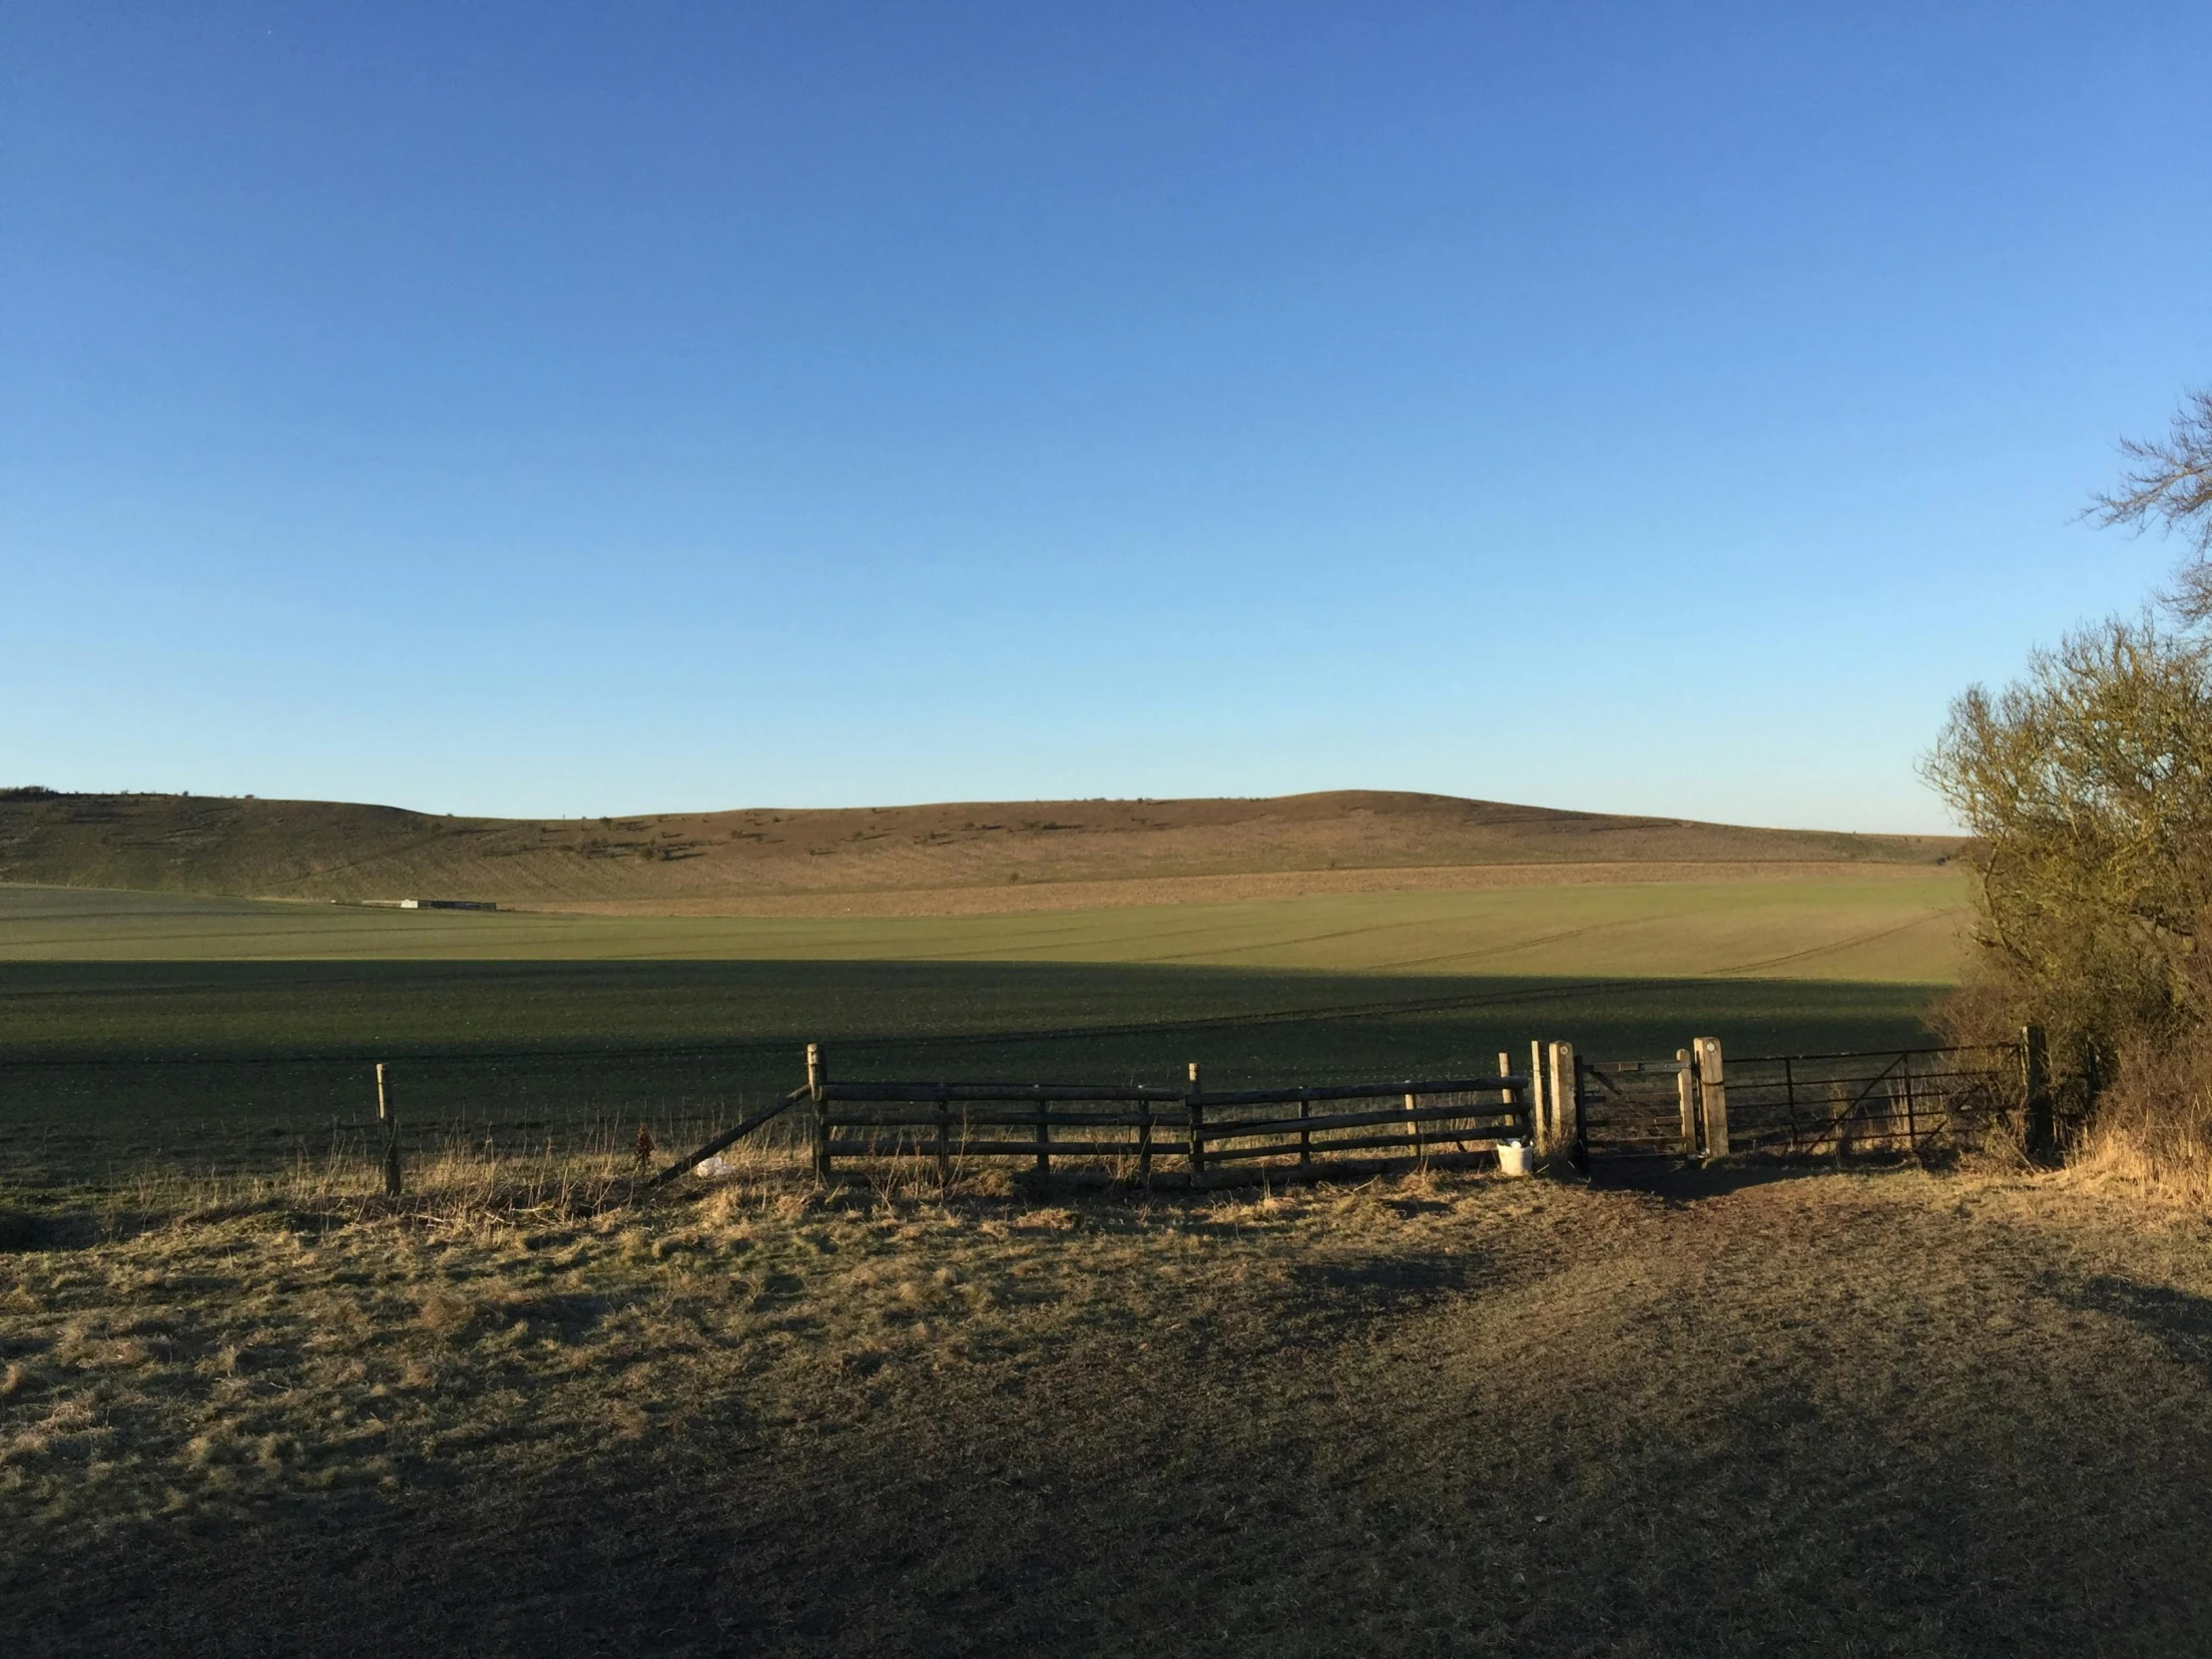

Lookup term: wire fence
[0,1047,793,1189]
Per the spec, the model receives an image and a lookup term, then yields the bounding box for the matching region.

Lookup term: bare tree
[1926,384,2212,1095]
[2090,389,2212,621]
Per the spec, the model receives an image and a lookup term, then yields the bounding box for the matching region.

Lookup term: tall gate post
[1675,1048,1699,1157]
[1545,1041,1579,1168]
[1693,1037,1728,1158]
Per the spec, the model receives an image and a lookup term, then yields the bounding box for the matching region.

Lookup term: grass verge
[7,1147,2212,1655]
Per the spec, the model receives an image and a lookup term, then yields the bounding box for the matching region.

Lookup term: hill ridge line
[0,788,1962,914]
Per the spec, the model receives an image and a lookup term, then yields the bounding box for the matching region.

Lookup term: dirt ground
[7,1161,2210,1656]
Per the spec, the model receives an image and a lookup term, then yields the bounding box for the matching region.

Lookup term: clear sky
[5,3,2207,832]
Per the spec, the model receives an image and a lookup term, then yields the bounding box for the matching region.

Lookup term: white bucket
[1496,1140,1530,1178]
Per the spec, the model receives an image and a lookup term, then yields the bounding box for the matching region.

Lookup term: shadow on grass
[2068,1276,2212,1377]
[1290,1251,1479,1308]
[19,1299,2212,1659]
[1584,1157,1889,1202]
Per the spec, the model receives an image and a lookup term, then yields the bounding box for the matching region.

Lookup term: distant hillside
[0,788,1963,915]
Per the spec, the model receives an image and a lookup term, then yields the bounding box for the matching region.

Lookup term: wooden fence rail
[643,1047,1545,1190]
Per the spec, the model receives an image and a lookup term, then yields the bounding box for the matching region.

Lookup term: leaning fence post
[2021,1024,2051,1155]
[808,1043,830,1182]
[1186,1062,1207,1187]
[1694,1037,1729,1158]
[375,1062,403,1198]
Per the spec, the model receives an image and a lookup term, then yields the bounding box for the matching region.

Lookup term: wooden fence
[657,1045,1536,1190]
[651,1035,2034,1192]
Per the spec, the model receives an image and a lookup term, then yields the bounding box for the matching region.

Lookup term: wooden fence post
[1298,1090,1313,1167]
[1535,1043,1555,1155]
[2022,1024,2051,1155]
[808,1043,830,1182]
[1033,1087,1051,1180]
[375,1062,403,1198]
[1694,1037,1728,1158]
[1186,1063,1207,1187]
[1676,1049,1698,1157]
[1545,1042,1578,1167]
[1529,1040,1547,1152]
[1403,1087,1424,1160]
[1138,1091,1155,1188]
[934,1086,952,1194]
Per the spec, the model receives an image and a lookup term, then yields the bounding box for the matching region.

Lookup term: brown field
[0,788,1961,913]
[7,1147,2212,1656]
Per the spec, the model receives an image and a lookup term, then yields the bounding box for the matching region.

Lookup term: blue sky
[5,3,2206,832]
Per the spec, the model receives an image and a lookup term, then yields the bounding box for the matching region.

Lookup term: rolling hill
[0,787,1962,917]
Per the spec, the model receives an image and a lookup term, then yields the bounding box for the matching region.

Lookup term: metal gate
[1575,1053,1698,1161]
[1549,1038,2019,1167]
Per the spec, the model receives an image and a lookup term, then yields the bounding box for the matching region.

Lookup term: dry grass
[9,1146,2212,1654]
[2072,1030,2212,1205]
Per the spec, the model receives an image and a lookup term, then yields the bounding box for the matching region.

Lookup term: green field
[0,870,1964,977]
[0,877,1962,1184]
